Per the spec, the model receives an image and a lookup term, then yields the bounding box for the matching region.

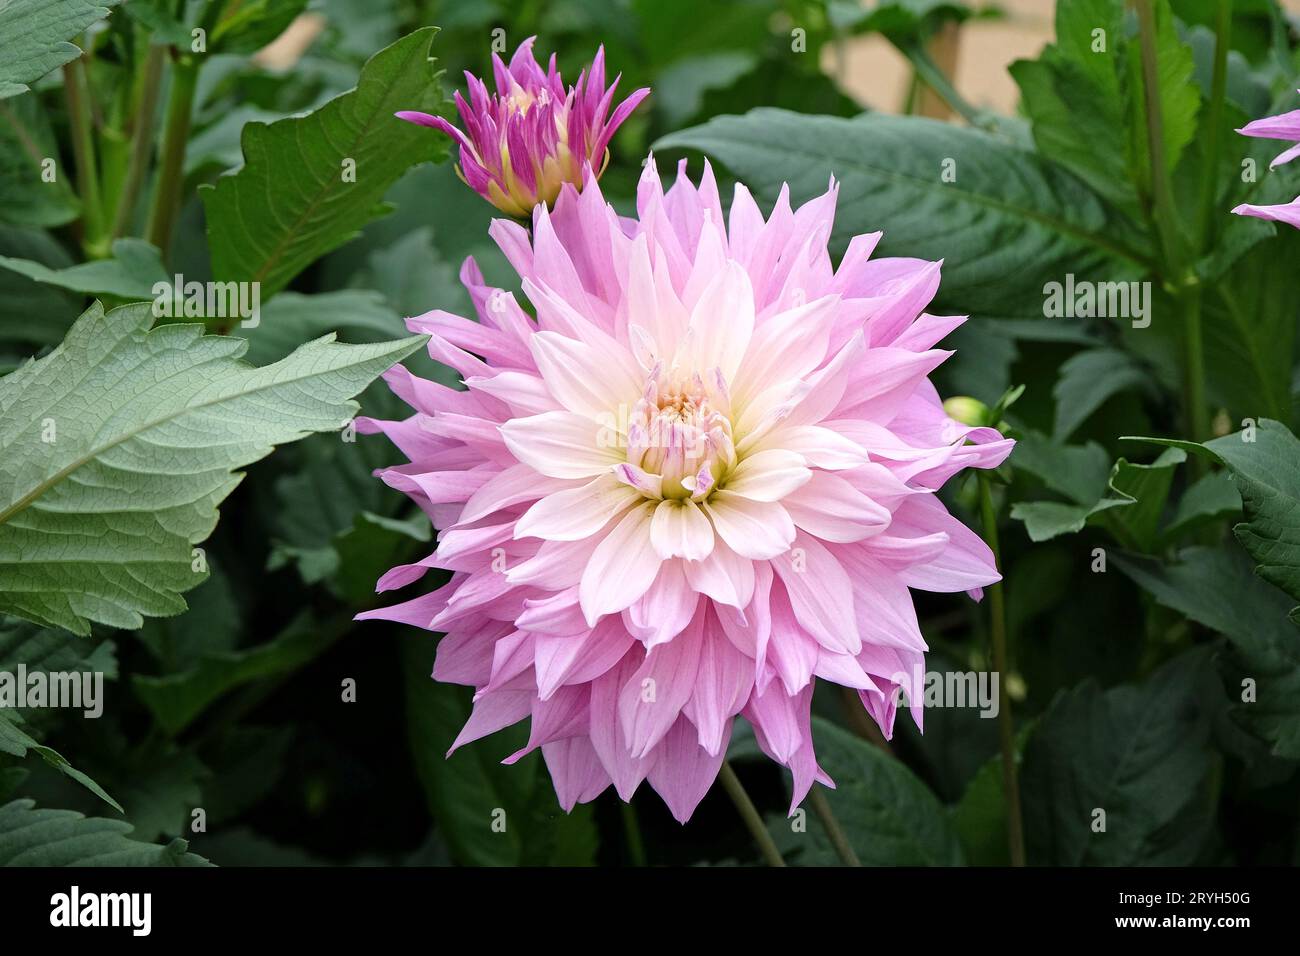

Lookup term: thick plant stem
[978,474,1025,867]
[63,57,108,258]
[808,786,860,866]
[113,44,167,239]
[146,54,200,259]
[718,761,785,867]
[1196,0,1233,250]
[1136,0,1207,455]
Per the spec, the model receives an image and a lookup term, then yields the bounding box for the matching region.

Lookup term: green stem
[1195,0,1232,251]
[619,802,647,867]
[145,53,200,259]
[62,57,108,258]
[1183,288,1210,454]
[896,39,993,131]
[718,761,785,867]
[978,473,1025,867]
[1136,0,1207,453]
[1134,0,1189,272]
[113,44,167,239]
[808,786,860,866]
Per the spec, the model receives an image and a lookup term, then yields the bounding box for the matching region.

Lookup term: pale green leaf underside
[0,0,116,100]
[0,798,210,865]
[0,301,424,635]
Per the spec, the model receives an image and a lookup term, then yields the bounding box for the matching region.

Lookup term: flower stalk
[719,762,786,867]
[978,472,1025,867]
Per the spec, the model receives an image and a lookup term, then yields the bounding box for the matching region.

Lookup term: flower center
[626,366,736,500]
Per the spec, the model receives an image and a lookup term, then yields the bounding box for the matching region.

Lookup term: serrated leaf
[0,798,210,865]
[0,300,425,635]
[656,109,1146,319]
[1131,419,1300,615]
[0,0,115,100]
[201,27,447,299]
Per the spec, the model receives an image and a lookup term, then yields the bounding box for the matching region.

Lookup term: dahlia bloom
[397,37,649,217]
[1232,94,1300,229]
[358,158,1013,823]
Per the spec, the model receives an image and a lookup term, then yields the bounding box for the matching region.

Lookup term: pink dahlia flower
[358,158,1014,823]
[1232,94,1300,228]
[396,37,649,218]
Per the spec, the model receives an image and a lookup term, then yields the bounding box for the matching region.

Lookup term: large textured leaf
[0,0,115,100]
[770,718,964,866]
[201,28,447,299]
[1021,652,1218,865]
[0,798,210,865]
[1114,547,1300,757]
[657,109,1145,317]
[0,301,425,635]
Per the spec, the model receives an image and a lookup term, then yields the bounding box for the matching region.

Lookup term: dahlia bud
[396,37,649,218]
[943,396,990,427]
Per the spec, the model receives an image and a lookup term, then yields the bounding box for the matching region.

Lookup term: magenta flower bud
[396,37,649,218]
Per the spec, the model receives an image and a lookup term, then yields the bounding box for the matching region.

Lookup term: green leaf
[0,300,425,635]
[656,110,1146,318]
[0,94,80,226]
[1113,546,1300,757]
[0,616,119,810]
[132,612,339,735]
[1132,419,1300,614]
[1128,0,1200,183]
[1010,0,1137,213]
[0,711,121,811]
[211,0,310,54]
[0,0,115,100]
[771,718,964,866]
[1052,346,1152,440]
[1021,651,1219,865]
[0,237,167,299]
[1010,438,1184,547]
[1164,469,1241,541]
[951,722,1033,866]
[201,27,447,299]
[0,798,210,865]
[400,635,598,866]
[0,225,79,349]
